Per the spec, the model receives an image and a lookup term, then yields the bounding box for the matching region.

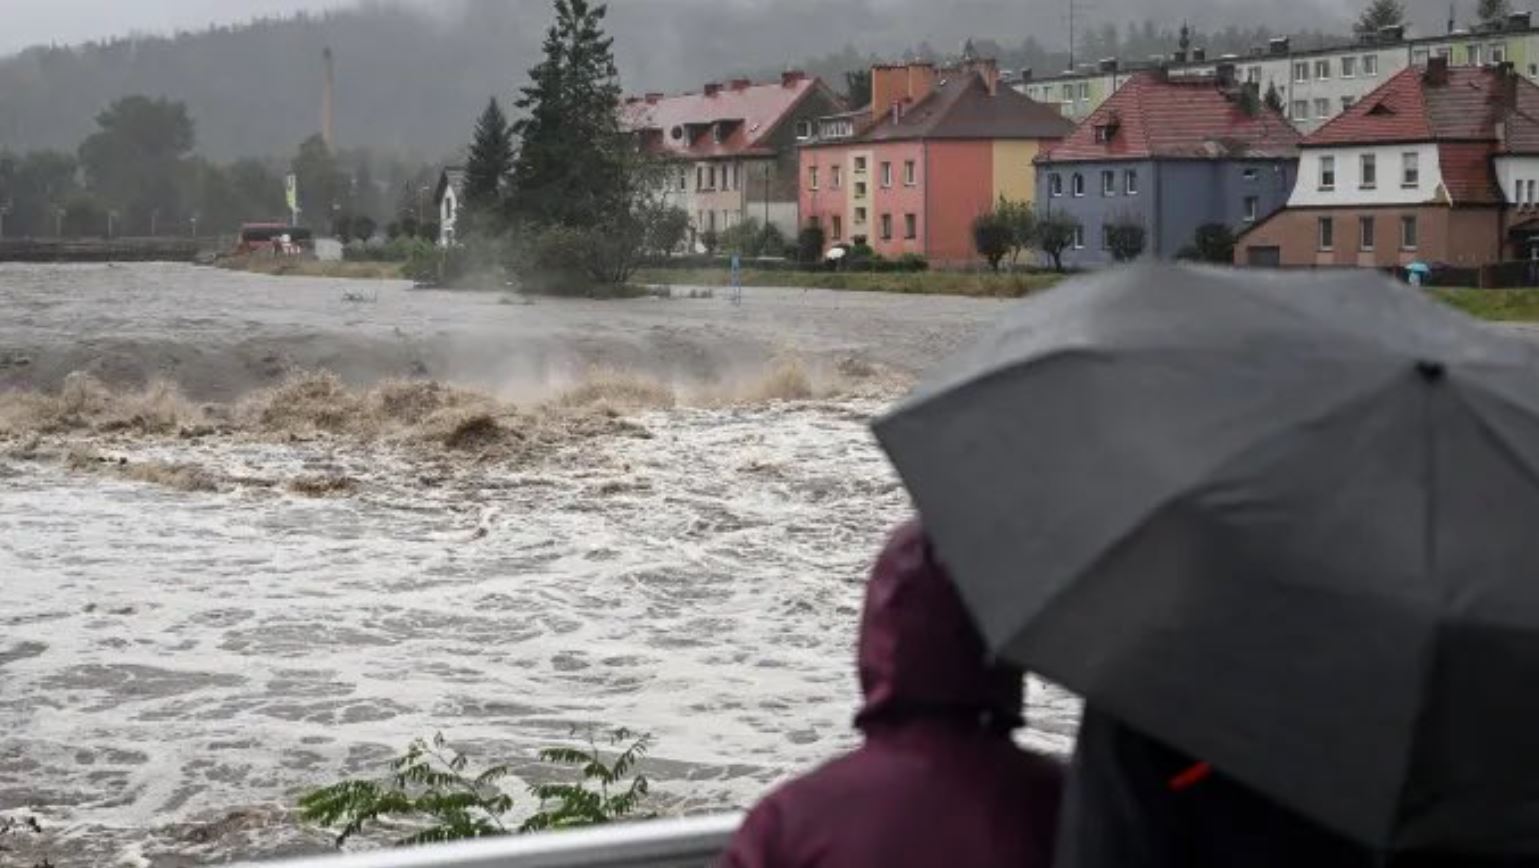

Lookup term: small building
[622,72,843,245]
[1034,69,1301,267]
[1236,60,1539,268]
[434,167,466,247]
[799,59,1074,265]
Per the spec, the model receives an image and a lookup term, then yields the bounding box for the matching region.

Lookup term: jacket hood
[855,520,1025,731]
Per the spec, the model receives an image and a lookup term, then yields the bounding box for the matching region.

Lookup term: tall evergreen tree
[464,97,513,221]
[1478,0,1513,23]
[508,0,625,229]
[1355,0,1406,34]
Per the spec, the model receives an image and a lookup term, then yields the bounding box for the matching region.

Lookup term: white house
[434,167,466,247]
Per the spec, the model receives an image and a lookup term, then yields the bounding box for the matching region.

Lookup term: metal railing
[242,813,742,868]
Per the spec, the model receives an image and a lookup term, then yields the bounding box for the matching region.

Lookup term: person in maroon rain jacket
[721,520,1064,868]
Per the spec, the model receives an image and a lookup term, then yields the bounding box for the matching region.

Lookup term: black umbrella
[874,265,1539,855]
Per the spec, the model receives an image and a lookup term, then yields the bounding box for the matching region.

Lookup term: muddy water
[0,265,1078,866]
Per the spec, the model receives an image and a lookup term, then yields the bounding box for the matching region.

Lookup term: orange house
[798,59,1073,265]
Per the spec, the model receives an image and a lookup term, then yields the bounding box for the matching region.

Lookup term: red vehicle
[235,223,312,255]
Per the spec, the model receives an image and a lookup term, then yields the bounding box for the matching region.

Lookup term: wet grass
[216,255,407,280]
[1433,288,1539,322]
[634,267,1063,298]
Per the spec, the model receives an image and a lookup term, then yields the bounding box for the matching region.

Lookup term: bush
[1105,215,1148,262]
[972,210,1013,271]
[1036,212,1082,272]
[1191,223,1237,264]
[699,229,720,256]
[299,729,653,847]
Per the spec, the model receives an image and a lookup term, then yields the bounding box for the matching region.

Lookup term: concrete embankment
[0,237,207,263]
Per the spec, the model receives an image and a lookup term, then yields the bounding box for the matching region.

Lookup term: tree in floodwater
[77,96,196,235]
[291,134,342,230]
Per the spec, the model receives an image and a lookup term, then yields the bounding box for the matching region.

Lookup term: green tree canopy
[844,69,872,107]
[292,134,342,229]
[77,96,196,234]
[1354,0,1406,34]
[463,97,514,231]
[509,0,626,229]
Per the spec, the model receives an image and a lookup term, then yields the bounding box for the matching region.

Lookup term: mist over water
[0,264,1077,864]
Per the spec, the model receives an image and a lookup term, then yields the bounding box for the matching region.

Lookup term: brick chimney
[730,78,752,91]
[871,62,938,123]
[781,69,807,88]
[1426,55,1450,86]
[644,92,663,104]
[962,57,1001,95]
[704,82,722,97]
[1216,62,1238,89]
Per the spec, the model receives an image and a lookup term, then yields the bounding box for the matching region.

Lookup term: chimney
[1173,50,1188,63]
[1269,36,1290,55]
[870,62,938,124]
[321,46,335,151]
[1192,47,1207,63]
[730,78,752,91]
[781,69,806,88]
[964,56,1000,94]
[1379,24,1406,42]
[1501,61,1520,109]
[1020,66,1034,82]
[645,92,664,104]
[704,82,722,97]
[1511,11,1534,30]
[1216,62,1237,88]
[1427,55,1451,85]
[1099,57,1119,73]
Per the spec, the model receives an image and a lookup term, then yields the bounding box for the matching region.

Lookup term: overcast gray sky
[0,0,361,55]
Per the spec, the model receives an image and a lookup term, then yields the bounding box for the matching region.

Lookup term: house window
[1294,61,1310,82]
[832,214,843,241]
[855,207,867,225]
[808,166,818,190]
[1320,155,1336,190]
[1315,59,1331,80]
[1402,152,1419,187]
[855,181,868,198]
[1072,173,1085,197]
[1293,100,1309,120]
[1342,96,1356,111]
[1364,55,1379,76]
[1401,215,1418,249]
[1360,154,1377,189]
[678,169,687,192]
[731,163,739,190]
[880,162,893,187]
[1125,169,1139,195]
[1243,168,1259,182]
[1319,216,1335,251]
[831,165,842,189]
[1413,49,1430,66]
[1529,179,1537,205]
[1315,98,1331,119]
[1247,66,1262,84]
[1094,125,1112,143]
[1342,56,1358,78]
[1078,82,1090,101]
[1360,216,1376,251]
[880,213,893,240]
[1050,173,1064,197]
[1244,196,1259,222]
[1101,170,1116,196]
[1469,44,1483,66]
[904,213,917,239]
[904,160,917,185]
[1492,43,1508,64]
[708,166,717,190]
[795,121,812,140]
[1073,224,1085,249]
[854,156,867,173]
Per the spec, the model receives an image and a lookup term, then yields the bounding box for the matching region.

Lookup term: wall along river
[0,264,1080,865]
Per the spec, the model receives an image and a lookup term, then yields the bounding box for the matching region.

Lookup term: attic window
[713,124,725,144]
[671,126,684,140]
[1367,102,1395,116]
[1093,122,1119,143]
[795,121,813,140]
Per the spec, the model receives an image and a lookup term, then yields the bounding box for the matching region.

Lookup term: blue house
[1034,69,1301,266]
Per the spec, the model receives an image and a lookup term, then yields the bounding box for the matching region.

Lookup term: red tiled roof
[857,73,1074,143]
[1439,142,1504,204]
[1039,72,1301,162]
[621,77,832,159]
[1307,66,1539,149]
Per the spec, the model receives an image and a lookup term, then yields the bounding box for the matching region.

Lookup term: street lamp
[189,213,200,239]
[54,205,64,238]
[108,210,118,239]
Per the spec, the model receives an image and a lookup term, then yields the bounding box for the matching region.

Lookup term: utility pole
[190,213,200,239]
[54,206,64,238]
[108,210,117,239]
[1068,0,1077,71]
[0,201,9,240]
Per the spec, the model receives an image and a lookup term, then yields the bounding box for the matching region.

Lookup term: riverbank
[1432,288,1539,322]
[635,266,1063,298]
[215,254,408,280]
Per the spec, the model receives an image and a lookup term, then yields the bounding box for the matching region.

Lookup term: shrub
[972,210,1013,272]
[699,229,720,256]
[1105,215,1148,262]
[1036,212,1082,272]
[298,729,653,847]
[1191,223,1237,264]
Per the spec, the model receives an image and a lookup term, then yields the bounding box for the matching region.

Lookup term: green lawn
[1433,288,1539,322]
[633,267,1064,299]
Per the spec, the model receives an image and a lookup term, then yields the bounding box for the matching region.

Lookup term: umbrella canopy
[874,265,1539,856]
[1407,261,1432,275]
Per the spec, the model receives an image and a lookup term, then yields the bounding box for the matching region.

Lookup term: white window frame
[1469,44,1483,66]
[1315,59,1332,80]
[808,166,818,191]
[1072,173,1086,197]
[1243,196,1259,223]
[1360,216,1376,252]
[880,212,893,241]
[1360,154,1377,190]
[1364,55,1379,76]
[854,156,867,174]
[1050,173,1064,197]
[904,160,916,186]
[1402,152,1419,188]
[1125,169,1139,195]
[1072,224,1085,249]
[880,161,893,188]
[831,165,842,189]
[1319,216,1335,251]
[1492,43,1508,65]
[904,213,917,240]
[1101,170,1116,196]
[1401,215,1418,250]
[1315,98,1331,120]
[854,206,867,225]
[1294,61,1309,82]
[795,121,812,140]
[1320,155,1336,190]
[1292,100,1309,121]
[1341,56,1358,78]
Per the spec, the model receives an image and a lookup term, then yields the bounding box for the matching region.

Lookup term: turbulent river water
[0,264,1079,866]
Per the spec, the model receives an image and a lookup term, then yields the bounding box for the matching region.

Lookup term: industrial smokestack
[322,47,336,150]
